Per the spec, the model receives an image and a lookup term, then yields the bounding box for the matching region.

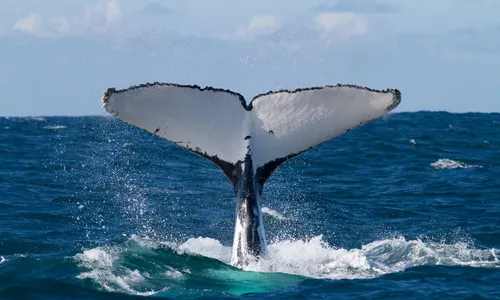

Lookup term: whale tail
[101,82,401,184]
[102,82,401,266]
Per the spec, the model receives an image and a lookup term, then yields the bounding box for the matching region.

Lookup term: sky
[0,0,499,116]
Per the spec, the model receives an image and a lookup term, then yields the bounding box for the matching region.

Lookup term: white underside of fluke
[101,83,400,168]
[102,84,248,164]
[250,87,399,166]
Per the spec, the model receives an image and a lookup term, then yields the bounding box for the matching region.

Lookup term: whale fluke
[101,82,401,266]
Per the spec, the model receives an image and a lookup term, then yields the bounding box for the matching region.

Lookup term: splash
[0,256,6,264]
[232,236,499,278]
[262,207,287,220]
[74,235,499,297]
[430,158,481,170]
[178,236,231,262]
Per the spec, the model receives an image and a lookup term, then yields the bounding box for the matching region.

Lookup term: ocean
[0,112,499,299]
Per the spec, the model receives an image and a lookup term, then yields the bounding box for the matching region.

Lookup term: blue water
[1,112,499,299]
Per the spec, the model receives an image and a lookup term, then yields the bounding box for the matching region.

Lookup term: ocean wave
[75,246,166,296]
[73,235,499,296]
[0,256,6,264]
[31,117,46,121]
[430,158,481,170]
[240,236,499,278]
[43,125,67,130]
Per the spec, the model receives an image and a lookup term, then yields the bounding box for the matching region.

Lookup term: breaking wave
[74,235,499,297]
[430,158,481,170]
[43,125,67,130]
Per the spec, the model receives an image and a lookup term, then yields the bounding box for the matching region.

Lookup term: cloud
[231,15,277,41]
[314,12,368,39]
[140,2,171,16]
[12,0,122,38]
[13,14,71,38]
[81,0,122,33]
[105,0,122,25]
[313,0,397,40]
[317,0,396,14]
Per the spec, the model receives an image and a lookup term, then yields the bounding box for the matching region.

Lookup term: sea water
[0,112,499,299]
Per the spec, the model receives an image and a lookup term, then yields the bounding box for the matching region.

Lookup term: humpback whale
[101,82,401,267]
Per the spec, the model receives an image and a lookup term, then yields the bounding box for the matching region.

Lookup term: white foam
[178,237,231,263]
[245,236,499,278]
[430,158,481,170]
[75,248,115,269]
[164,267,184,280]
[25,116,46,121]
[77,269,158,296]
[43,125,67,130]
[175,235,499,278]
[409,139,416,145]
[74,235,499,296]
[0,256,6,264]
[262,207,287,220]
[75,246,163,296]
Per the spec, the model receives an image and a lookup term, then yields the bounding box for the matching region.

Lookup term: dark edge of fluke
[101,82,250,111]
[101,81,401,114]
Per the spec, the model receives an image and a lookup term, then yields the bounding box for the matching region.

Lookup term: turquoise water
[1,112,499,299]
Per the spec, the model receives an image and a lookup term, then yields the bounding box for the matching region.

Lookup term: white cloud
[231,15,277,41]
[12,0,122,38]
[13,14,71,38]
[106,0,122,24]
[82,0,122,32]
[314,12,368,39]
[317,0,396,14]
